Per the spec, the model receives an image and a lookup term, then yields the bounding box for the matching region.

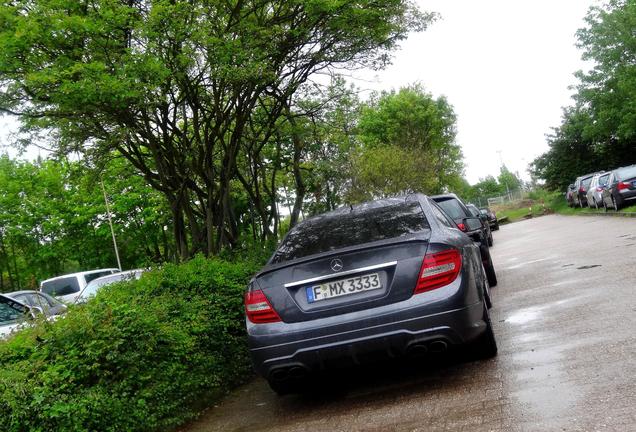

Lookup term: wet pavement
[184,215,636,432]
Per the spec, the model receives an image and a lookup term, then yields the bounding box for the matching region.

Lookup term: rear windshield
[41,277,80,296]
[271,201,429,263]
[434,198,468,220]
[598,174,610,186]
[581,176,594,188]
[467,206,480,217]
[84,270,116,284]
[616,166,636,181]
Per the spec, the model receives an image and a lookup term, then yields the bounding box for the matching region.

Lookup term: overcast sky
[352,0,597,183]
[1,0,596,184]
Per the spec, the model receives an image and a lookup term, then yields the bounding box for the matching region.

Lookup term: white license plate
[306,273,382,303]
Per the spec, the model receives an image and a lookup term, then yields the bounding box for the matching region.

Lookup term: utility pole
[101,179,122,271]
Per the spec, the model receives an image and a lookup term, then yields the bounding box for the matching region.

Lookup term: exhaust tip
[270,368,289,381]
[429,340,448,353]
[288,366,307,379]
[407,343,429,356]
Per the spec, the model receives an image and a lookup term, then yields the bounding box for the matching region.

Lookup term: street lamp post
[100,179,122,271]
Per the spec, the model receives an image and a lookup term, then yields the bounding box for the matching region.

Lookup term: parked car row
[1,268,145,340]
[245,192,499,395]
[567,164,636,211]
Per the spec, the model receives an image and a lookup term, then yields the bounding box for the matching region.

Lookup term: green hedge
[0,255,263,432]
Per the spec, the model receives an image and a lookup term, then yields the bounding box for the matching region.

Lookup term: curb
[569,211,636,218]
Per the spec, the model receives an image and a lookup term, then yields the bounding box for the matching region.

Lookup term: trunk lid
[255,235,430,323]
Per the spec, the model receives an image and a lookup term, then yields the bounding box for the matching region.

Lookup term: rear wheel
[482,265,492,309]
[487,231,494,247]
[612,196,619,211]
[593,198,598,209]
[471,303,498,359]
[603,199,608,212]
[493,221,499,231]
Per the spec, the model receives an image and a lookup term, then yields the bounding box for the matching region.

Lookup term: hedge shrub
[0,255,263,432]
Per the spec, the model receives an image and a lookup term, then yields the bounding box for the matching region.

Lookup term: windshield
[271,201,429,264]
[41,276,80,296]
[616,166,636,181]
[581,176,594,188]
[0,298,26,326]
[434,198,467,221]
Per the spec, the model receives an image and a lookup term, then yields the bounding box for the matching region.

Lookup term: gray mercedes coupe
[245,194,497,394]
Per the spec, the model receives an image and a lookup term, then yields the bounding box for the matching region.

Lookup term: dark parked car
[601,165,636,211]
[246,195,497,394]
[431,194,497,287]
[466,203,493,246]
[479,207,499,231]
[565,184,577,207]
[573,173,599,207]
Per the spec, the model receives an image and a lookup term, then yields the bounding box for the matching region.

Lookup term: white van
[40,269,120,304]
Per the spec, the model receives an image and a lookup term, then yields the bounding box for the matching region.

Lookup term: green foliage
[348,84,463,200]
[531,1,636,189]
[0,0,434,258]
[0,255,261,432]
[0,155,172,292]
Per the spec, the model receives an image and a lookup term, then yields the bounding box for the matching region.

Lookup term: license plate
[306,273,382,303]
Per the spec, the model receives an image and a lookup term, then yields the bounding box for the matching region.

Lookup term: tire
[593,198,598,209]
[603,200,608,212]
[612,196,619,211]
[482,264,492,309]
[493,222,499,231]
[481,246,498,287]
[487,232,494,247]
[471,303,498,360]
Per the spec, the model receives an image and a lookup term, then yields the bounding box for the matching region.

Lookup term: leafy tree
[0,0,434,259]
[0,155,171,291]
[348,84,463,200]
[532,1,636,188]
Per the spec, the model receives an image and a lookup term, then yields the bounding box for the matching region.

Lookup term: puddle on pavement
[577,264,602,270]
[503,256,555,271]
[506,308,542,325]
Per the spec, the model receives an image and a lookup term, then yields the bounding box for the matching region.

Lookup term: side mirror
[463,217,483,232]
[30,306,44,319]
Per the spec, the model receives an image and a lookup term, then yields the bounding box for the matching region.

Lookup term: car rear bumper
[248,298,486,379]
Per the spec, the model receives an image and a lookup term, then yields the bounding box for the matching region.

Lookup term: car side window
[429,201,454,228]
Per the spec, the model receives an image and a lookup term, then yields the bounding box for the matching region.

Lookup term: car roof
[430,193,458,200]
[0,293,28,307]
[40,268,120,284]
[85,269,144,286]
[4,290,43,297]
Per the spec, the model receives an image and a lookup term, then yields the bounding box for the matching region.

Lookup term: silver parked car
[40,268,120,304]
[75,269,145,303]
[586,172,610,209]
[0,293,59,340]
[4,290,67,318]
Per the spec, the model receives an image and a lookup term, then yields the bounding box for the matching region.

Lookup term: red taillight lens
[415,249,462,294]
[618,182,630,191]
[579,187,585,193]
[456,223,467,232]
[596,187,603,192]
[245,289,281,324]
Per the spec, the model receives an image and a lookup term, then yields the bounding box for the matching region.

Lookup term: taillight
[456,223,467,232]
[415,249,462,294]
[618,182,630,191]
[245,289,281,324]
[579,187,585,193]
[596,187,603,192]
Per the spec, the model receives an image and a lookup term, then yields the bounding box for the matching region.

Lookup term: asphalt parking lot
[185,215,636,432]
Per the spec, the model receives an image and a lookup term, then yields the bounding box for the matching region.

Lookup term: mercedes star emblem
[330,259,343,272]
